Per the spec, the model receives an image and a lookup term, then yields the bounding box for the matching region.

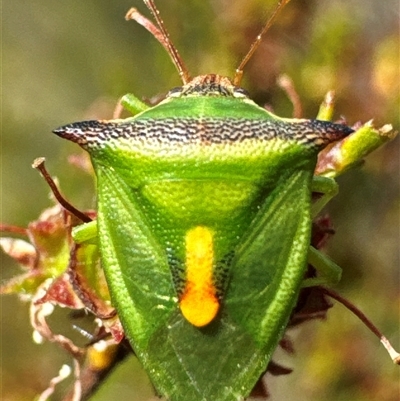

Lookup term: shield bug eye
[233,87,250,98]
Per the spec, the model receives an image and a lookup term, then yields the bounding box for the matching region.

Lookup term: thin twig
[320,286,400,364]
[32,158,92,223]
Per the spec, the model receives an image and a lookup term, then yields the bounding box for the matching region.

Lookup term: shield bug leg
[310,175,338,217]
[119,93,149,116]
[302,246,342,288]
[72,220,98,245]
[111,94,149,119]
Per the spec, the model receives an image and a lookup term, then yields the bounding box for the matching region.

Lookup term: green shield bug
[5,0,396,400]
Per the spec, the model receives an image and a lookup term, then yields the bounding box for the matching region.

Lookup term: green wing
[96,157,312,401]
[95,163,176,349]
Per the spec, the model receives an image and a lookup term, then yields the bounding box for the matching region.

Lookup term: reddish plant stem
[32,158,92,223]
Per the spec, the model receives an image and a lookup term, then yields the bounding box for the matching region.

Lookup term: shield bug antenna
[126,0,292,87]
[125,0,191,85]
[233,0,292,86]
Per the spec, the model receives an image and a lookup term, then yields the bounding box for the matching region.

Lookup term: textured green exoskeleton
[52,1,360,400]
[55,73,352,400]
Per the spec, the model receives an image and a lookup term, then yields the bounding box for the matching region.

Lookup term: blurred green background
[1,0,399,400]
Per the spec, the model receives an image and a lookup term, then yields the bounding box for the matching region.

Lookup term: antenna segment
[127,0,292,87]
[125,0,191,84]
[233,0,292,86]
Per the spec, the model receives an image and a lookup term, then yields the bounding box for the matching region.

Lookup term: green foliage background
[1,0,399,400]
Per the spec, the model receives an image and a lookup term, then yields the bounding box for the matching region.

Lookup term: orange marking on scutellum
[179,226,219,327]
